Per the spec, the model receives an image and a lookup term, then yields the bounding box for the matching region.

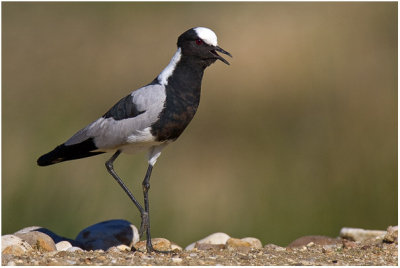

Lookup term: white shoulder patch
[157,48,182,86]
[194,27,218,46]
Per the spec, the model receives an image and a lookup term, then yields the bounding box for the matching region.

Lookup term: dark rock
[75,219,139,250]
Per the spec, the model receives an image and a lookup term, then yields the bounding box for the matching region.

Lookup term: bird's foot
[132,239,174,254]
[145,240,174,254]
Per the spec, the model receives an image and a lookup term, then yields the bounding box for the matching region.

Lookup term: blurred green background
[2,2,397,247]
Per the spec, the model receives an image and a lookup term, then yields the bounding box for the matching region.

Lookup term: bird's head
[177,27,232,67]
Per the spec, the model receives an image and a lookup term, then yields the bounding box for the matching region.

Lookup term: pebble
[288,235,341,248]
[75,219,139,250]
[240,237,263,248]
[66,246,83,252]
[106,246,121,253]
[383,226,398,244]
[55,241,73,251]
[226,238,251,250]
[1,234,33,256]
[171,257,183,263]
[134,238,172,252]
[14,231,56,252]
[185,232,231,250]
[171,242,183,251]
[264,243,286,251]
[340,227,387,242]
[117,244,131,251]
[342,240,358,249]
[195,243,226,250]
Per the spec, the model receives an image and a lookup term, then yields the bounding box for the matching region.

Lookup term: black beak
[211,46,232,65]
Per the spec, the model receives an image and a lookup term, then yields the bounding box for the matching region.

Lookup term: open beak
[210,46,232,65]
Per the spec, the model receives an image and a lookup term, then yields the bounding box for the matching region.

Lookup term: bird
[37,27,232,252]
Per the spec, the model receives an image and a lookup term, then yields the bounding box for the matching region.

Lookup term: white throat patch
[157,47,182,86]
[194,27,218,46]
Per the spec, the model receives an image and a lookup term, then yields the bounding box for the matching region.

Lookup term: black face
[177,28,232,66]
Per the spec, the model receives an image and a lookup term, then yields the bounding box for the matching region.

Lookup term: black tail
[37,138,104,166]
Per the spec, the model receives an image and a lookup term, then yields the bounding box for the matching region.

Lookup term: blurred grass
[2,2,397,247]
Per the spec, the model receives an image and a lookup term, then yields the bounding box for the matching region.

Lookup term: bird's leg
[105,150,145,217]
[140,164,171,254]
[141,164,154,251]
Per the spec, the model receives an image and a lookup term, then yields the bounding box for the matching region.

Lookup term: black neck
[166,55,206,99]
[150,55,209,142]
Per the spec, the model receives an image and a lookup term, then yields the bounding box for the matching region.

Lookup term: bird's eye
[195,39,203,45]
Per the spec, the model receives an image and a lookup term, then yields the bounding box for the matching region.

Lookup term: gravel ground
[2,237,397,266]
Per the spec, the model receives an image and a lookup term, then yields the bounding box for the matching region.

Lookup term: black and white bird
[37,27,231,252]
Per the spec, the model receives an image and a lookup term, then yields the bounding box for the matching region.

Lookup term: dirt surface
[2,238,397,266]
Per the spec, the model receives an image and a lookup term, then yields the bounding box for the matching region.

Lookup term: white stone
[55,241,72,251]
[75,219,139,250]
[1,234,33,253]
[171,257,183,263]
[340,227,387,241]
[116,244,131,251]
[185,232,231,250]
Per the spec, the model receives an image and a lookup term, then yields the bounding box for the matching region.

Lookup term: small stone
[15,231,56,252]
[2,235,33,256]
[171,257,183,263]
[2,245,26,256]
[66,246,83,252]
[264,243,286,251]
[185,232,231,250]
[227,238,251,248]
[56,241,73,251]
[106,246,120,253]
[97,255,107,261]
[66,260,77,265]
[226,238,253,253]
[117,244,131,251]
[322,246,331,254]
[288,235,340,248]
[383,226,398,244]
[342,240,357,249]
[339,227,386,242]
[241,237,262,248]
[75,219,139,250]
[134,238,172,252]
[195,243,226,251]
[170,242,183,251]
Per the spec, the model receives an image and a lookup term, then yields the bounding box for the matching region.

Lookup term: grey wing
[65,83,166,150]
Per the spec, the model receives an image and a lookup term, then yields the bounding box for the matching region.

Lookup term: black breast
[151,59,204,141]
[151,85,200,141]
